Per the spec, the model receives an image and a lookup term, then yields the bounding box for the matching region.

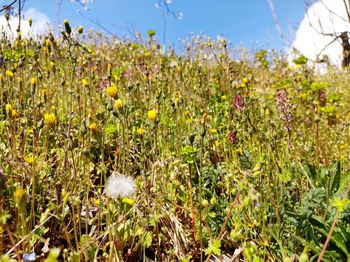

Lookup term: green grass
[0,21,350,261]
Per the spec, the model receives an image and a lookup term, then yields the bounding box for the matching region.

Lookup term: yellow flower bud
[136,128,145,136]
[88,123,97,133]
[115,99,123,109]
[6,70,14,78]
[147,109,157,122]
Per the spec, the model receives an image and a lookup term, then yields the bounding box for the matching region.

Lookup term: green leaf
[293,55,308,65]
[205,239,221,256]
[330,161,341,194]
[104,124,117,135]
[309,216,350,256]
[142,232,152,248]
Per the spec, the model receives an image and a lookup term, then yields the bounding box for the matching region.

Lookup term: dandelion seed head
[105,172,135,199]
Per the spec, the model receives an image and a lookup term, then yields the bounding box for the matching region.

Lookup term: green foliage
[205,239,221,256]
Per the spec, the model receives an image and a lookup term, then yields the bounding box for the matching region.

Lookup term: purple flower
[318,89,327,107]
[276,89,294,148]
[234,95,245,111]
[228,130,237,144]
[96,76,109,92]
[23,252,36,262]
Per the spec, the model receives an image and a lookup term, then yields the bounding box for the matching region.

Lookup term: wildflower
[276,89,294,133]
[44,113,57,126]
[11,109,17,117]
[24,155,35,164]
[318,89,327,107]
[14,186,24,203]
[5,104,12,114]
[6,70,14,78]
[276,89,294,148]
[28,17,32,27]
[23,252,36,262]
[77,25,84,34]
[97,76,109,92]
[81,78,88,87]
[122,197,135,206]
[31,77,37,86]
[105,172,135,199]
[106,85,118,99]
[221,95,227,102]
[147,109,157,122]
[63,19,71,35]
[115,99,123,109]
[228,130,237,144]
[209,128,217,134]
[234,95,245,111]
[136,128,145,136]
[88,123,97,133]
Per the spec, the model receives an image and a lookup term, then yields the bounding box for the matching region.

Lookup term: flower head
[31,77,37,86]
[147,109,157,122]
[81,78,88,87]
[115,99,123,109]
[88,123,97,133]
[14,186,25,204]
[44,113,57,126]
[106,85,118,99]
[63,19,71,35]
[6,70,14,78]
[136,127,145,136]
[77,25,84,34]
[234,95,245,111]
[105,172,135,199]
[5,104,12,114]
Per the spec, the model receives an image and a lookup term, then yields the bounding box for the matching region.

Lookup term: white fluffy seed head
[105,172,135,199]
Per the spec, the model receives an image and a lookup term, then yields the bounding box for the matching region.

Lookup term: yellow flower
[77,25,84,34]
[92,198,100,206]
[122,197,135,206]
[209,128,217,134]
[24,155,35,164]
[31,77,37,86]
[221,95,227,101]
[115,99,123,109]
[88,123,97,133]
[5,104,12,114]
[63,19,71,34]
[14,186,24,203]
[136,128,145,136]
[147,109,157,122]
[6,70,14,78]
[11,109,17,117]
[106,85,118,99]
[81,78,88,87]
[44,113,57,126]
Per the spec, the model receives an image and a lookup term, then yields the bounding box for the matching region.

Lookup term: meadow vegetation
[0,19,350,261]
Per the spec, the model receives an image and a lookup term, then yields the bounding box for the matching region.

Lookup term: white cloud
[0,8,50,38]
[292,0,350,67]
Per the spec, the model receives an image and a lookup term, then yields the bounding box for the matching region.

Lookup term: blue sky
[21,0,305,50]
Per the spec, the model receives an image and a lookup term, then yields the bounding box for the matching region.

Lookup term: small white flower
[105,172,135,199]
